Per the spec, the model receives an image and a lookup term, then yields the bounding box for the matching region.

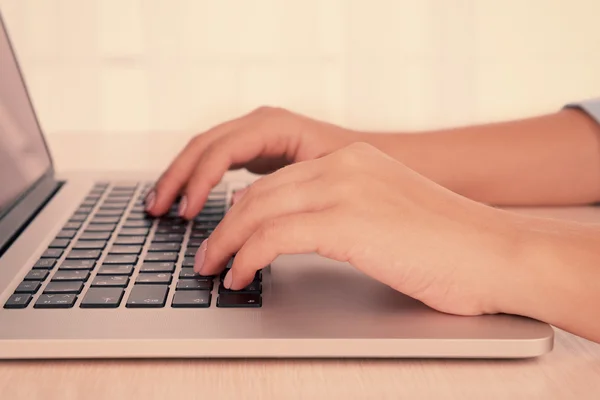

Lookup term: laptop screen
[0,16,52,220]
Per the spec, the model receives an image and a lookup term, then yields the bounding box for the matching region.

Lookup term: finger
[148,112,254,216]
[197,175,332,276]
[223,211,338,290]
[180,127,299,219]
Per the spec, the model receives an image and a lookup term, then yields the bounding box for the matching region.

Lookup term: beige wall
[1,0,599,138]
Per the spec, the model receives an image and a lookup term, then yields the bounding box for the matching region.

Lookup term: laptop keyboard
[3,182,262,310]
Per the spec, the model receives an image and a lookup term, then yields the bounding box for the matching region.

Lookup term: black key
[4,294,33,309]
[130,205,145,213]
[195,215,223,223]
[91,216,120,224]
[85,224,116,232]
[99,204,128,210]
[63,221,82,230]
[126,285,168,308]
[112,184,137,190]
[114,235,146,245]
[59,259,96,270]
[56,229,77,239]
[127,212,150,220]
[76,206,93,214]
[91,275,129,287]
[155,226,186,234]
[123,220,153,228]
[49,239,70,248]
[14,281,41,294]
[148,242,181,252]
[193,223,218,230]
[119,228,149,236]
[98,265,134,275]
[219,280,261,294]
[80,231,112,240]
[41,248,63,258]
[144,252,178,262]
[157,219,185,228]
[185,247,199,257]
[69,214,88,222]
[34,294,77,309]
[81,199,98,207]
[217,293,261,308]
[33,258,57,269]
[24,270,49,281]
[198,207,225,216]
[179,267,212,280]
[51,270,90,282]
[172,291,211,308]
[136,273,172,285]
[103,197,131,204]
[44,281,84,294]
[176,279,212,291]
[66,249,102,259]
[152,233,184,243]
[109,245,142,254]
[103,254,138,264]
[187,238,206,247]
[140,262,175,273]
[73,240,106,250]
[190,231,210,239]
[96,209,123,217]
[182,257,195,267]
[80,287,124,308]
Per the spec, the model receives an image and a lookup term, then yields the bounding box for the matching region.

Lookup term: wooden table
[1,133,600,400]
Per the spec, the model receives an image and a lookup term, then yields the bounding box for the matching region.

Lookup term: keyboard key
[130,205,145,213]
[119,228,149,236]
[190,231,210,239]
[103,254,138,264]
[182,257,195,267]
[136,273,172,285]
[34,294,77,309]
[91,216,120,224]
[80,287,125,308]
[99,204,128,211]
[44,281,84,294]
[127,212,150,220]
[96,209,123,217]
[185,248,198,257]
[49,239,70,248]
[69,214,88,222]
[109,245,142,255]
[91,275,129,287]
[14,281,41,294]
[33,258,57,269]
[51,270,90,282]
[144,252,178,262]
[140,262,175,273]
[76,206,93,214]
[24,270,49,281]
[42,248,63,258]
[66,249,102,259]
[194,223,218,230]
[63,221,83,230]
[187,238,206,247]
[80,231,112,240]
[81,199,98,207]
[179,268,212,279]
[217,293,261,308]
[123,220,153,228]
[98,265,134,276]
[114,235,146,245]
[198,208,225,216]
[148,242,181,252]
[176,279,212,291]
[219,280,261,294]
[56,229,77,239]
[195,215,223,223]
[152,233,184,242]
[155,226,186,234]
[171,291,211,308]
[73,240,106,250]
[85,224,116,232]
[4,294,33,309]
[126,285,168,308]
[59,259,96,270]
[103,197,130,204]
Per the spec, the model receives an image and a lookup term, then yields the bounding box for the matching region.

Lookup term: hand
[146,106,364,218]
[195,142,519,316]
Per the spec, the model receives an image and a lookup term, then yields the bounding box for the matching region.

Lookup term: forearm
[364,109,600,206]
[499,213,600,343]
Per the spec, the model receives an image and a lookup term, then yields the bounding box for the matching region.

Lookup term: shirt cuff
[564,97,600,126]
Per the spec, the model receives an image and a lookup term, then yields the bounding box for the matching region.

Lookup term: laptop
[0,11,553,359]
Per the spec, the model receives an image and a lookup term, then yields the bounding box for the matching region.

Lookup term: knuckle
[257,218,280,242]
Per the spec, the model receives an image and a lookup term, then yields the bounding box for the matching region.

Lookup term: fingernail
[178,195,188,217]
[145,190,156,211]
[232,188,248,205]
[223,269,233,289]
[194,240,207,273]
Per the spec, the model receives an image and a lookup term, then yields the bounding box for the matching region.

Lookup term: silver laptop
[0,12,553,359]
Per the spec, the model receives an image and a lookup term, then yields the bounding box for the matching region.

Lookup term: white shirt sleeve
[564,97,600,125]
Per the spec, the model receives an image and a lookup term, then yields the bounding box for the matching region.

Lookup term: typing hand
[194,142,519,317]
[145,107,363,218]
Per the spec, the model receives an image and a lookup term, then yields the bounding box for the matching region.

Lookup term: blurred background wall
[0,0,598,141]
